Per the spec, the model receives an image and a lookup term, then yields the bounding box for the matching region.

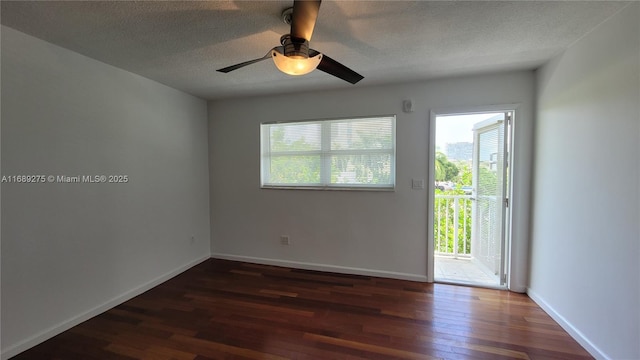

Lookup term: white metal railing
[434,194,473,258]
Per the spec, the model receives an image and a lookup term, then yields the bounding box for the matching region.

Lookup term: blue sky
[435,113,501,151]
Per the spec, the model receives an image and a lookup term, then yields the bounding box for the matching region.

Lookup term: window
[261,116,396,190]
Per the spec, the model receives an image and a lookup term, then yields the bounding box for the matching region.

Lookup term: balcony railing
[434,194,473,258]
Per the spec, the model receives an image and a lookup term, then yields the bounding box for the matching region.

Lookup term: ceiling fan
[216,0,363,84]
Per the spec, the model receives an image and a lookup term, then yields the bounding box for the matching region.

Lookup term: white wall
[1,26,211,358]
[530,3,640,359]
[209,71,534,287]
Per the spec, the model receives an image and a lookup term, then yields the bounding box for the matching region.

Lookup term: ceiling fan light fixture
[271,49,322,76]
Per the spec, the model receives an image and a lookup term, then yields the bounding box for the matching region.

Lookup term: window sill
[261,185,395,192]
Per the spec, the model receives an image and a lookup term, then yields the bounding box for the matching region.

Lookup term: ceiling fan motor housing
[280,34,310,59]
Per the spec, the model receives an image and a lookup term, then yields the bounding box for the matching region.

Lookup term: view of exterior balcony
[434,193,501,287]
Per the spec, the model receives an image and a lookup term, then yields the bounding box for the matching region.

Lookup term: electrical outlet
[280,235,290,245]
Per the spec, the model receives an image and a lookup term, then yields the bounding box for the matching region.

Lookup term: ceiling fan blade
[216,48,274,73]
[290,0,321,41]
[315,53,364,84]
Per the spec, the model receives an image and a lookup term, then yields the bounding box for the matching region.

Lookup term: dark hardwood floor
[13,259,592,359]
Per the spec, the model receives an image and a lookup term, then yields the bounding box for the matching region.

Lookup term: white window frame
[261,115,396,191]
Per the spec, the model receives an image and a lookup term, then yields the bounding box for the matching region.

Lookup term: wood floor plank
[170,334,287,360]
[304,333,440,359]
[11,259,593,360]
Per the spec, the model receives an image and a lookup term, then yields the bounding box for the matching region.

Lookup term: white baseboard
[526,288,609,360]
[211,253,428,282]
[1,255,210,360]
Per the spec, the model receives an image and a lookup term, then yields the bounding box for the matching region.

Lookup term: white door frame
[427,104,519,288]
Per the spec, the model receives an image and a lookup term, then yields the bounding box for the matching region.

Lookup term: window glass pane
[331,119,393,150]
[330,154,392,185]
[268,155,321,184]
[262,116,395,189]
[270,123,321,152]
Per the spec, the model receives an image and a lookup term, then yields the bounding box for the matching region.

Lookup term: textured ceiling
[0,1,628,100]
